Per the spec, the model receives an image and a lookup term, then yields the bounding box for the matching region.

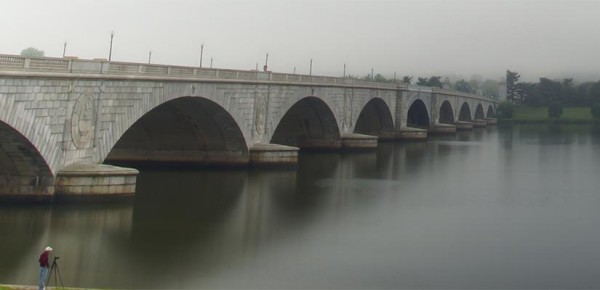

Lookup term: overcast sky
[3,0,599,81]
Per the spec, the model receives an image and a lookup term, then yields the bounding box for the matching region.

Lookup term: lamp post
[148,51,152,64]
[343,63,346,78]
[62,42,67,58]
[263,53,269,71]
[210,58,213,68]
[309,58,313,76]
[108,31,114,61]
[199,43,204,67]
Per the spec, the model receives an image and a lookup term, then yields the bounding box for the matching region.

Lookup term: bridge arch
[104,96,248,167]
[474,104,485,120]
[438,100,455,124]
[271,96,341,149]
[406,99,430,129]
[353,98,394,138]
[458,102,472,121]
[0,121,54,195]
[486,105,496,118]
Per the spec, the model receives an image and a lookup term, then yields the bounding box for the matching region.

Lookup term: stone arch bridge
[0,55,497,201]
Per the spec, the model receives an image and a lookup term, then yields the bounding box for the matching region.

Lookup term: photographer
[38,246,52,290]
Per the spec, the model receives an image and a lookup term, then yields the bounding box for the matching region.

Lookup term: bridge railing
[0,54,401,87]
[0,54,495,101]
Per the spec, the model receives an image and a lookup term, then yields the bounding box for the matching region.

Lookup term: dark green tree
[517,82,540,106]
[417,77,429,86]
[538,78,562,105]
[589,81,600,104]
[20,47,45,57]
[402,76,412,84]
[454,79,472,93]
[591,103,600,119]
[498,101,515,119]
[562,78,575,105]
[506,70,520,103]
[427,76,443,88]
[373,73,387,82]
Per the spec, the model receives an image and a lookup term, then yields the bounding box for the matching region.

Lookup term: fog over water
[3,0,600,81]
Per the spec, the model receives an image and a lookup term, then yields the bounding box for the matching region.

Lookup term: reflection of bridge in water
[0,54,497,201]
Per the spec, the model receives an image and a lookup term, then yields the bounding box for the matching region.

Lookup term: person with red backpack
[38,246,52,290]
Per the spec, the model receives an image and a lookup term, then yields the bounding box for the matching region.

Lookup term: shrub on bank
[498,101,515,119]
[548,102,563,119]
[591,103,600,119]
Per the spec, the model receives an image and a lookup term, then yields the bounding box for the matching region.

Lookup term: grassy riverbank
[501,106,597,124]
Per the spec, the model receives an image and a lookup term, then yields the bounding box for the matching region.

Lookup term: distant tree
[417,77,429,86]
[374,73,387,82]
[416,76,442,88]
[561,78,576,105]
[468,76,482,94]
[20,47,44,57]
[538,78,562,105]
[481,79,500,98]
[427,76,443,88]
[517,82,540,106]
[454,79,472,93]
[548,102,563,119]
[577,81,595,105]
[591,103,600,119]
[506,70,520,103]
[589,81,600,104]
[402,76,412,84]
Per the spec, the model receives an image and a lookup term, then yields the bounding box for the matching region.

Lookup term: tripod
[46,257,64,289]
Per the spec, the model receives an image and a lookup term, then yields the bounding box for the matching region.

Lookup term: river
[2,124,600,289]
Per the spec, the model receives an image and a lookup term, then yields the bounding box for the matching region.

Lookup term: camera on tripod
[47,255,64,288]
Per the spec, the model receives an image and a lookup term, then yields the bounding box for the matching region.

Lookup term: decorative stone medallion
[343,90,352,130]
[254,90,267,136]
[71,93,96,149]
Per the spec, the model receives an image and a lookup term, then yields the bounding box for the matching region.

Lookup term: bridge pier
[431,124,457,134]
[249,144,299,168]
[341,133,378,150]
[54,164,138,202]
[455,121,474,130]
[473,119,488,127]
[397,127,428,141]
[485,118,498,125]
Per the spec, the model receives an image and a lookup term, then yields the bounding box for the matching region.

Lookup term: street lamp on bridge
[199,43,204,67]
[108,31,115,62]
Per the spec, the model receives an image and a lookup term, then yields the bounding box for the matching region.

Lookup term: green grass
[504,106,595,123]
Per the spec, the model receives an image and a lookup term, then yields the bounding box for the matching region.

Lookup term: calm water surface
[2,125,600,289]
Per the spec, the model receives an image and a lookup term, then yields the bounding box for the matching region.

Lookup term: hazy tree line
[506,70,600,107]
[348,73,500,98]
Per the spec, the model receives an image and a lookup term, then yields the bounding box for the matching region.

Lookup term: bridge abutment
[473,119,488,127]
[249,144,299,167]
[54,164,138,201]
[432,123,457,134]
[397,127,428,141]
[485,118,498,125]
[455,121,475,130]
[341,133,378,150]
